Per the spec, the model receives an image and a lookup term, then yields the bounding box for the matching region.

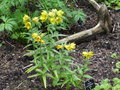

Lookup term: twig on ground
[23,64,33,69]
[5,40,16,48]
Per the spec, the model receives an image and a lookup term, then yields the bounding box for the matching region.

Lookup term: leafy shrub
[0,16,17,32]
[0,0,86,42]
[96,0,120,10]
[93,78,120,90]
[113,61,120,73]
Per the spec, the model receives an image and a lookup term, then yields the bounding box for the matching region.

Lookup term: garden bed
[0,1,120,90]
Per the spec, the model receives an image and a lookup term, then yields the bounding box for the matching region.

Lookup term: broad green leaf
[0,24,5,31]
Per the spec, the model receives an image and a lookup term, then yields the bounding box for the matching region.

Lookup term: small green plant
[0,16,17,32]
[96,0,120,10]
[111,53,118,59]
[93,78,120,90]
[113,61,120,73]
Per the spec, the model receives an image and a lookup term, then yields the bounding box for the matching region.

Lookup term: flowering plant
[22,13,93,88]
[26,33,93,88]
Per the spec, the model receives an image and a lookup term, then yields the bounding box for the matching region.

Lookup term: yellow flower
[50,17,56,24]
[40,16,47,22]
[40,10,48,22]
[48,11,55,17]
[24,22,31,29]
[56,45,63,49]
[64,43,76,50]
[32,17,39,23]
[41,10,48,16]
[56,17,63,23]
[31,33,45,43]
[64,45,71,50]
[69,43,76,49]
[57,10,64,17]
[52,9,57,13]
[23,14,30,22]
[82,51,94,59]
[34,36,41,42]
[40,39,45,44]
[32,33,39,39]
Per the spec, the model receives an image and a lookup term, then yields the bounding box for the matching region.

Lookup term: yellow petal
[56,45,63,49]
[24,22,31,29]
[23,14,30,22]
[32,17,39,23]
[32,33,39,38]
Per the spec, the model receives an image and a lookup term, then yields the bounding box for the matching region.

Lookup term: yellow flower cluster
[32,33,45,44]
[56,43,76,50]
[40,9,64,24]
[82,51,94,59]
[40,10,48,23]
[64,43,76,50]
[23,15,39,30]
[23,9,64,29]
[23,14,31,29]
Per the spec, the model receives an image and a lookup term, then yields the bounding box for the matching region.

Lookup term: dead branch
[86,0,100,11]
[58,1,112,43]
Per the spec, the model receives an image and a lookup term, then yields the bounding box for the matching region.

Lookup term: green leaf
[43,64,49,71]
[113,78,120,85]
[42,75,47,88]
[46,73,54,78]
[0,43,2,47]
[11,33,19,39]
[54,70,58,78]
[111,53,118,59]
[0,23,5,32]
[61,80,69,87]
[36,69,44,74]
[26,66,37,73]
[83,75,93,79]
[52,78,59,87]
[5,23,13,31]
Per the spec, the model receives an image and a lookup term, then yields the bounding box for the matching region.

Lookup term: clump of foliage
[111,53,118,59]
[96,0,120,10]
[0,0,86,42]
[24,12,93,89]
[0,16,17,32]
[93,78,120,90]
[113,61,120,73]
